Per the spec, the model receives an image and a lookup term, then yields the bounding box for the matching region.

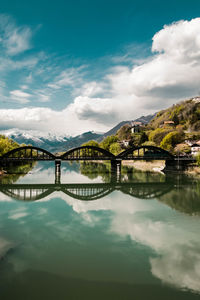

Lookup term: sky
[1,0,200,136]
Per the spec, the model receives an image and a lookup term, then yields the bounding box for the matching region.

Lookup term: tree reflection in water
[0,162,200,215]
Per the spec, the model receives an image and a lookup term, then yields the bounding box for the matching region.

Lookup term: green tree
[0,136,19,156]
[81,140,99,147]
[109,142,122,155]
[100,135,118,151]
[160,131,184,152]
[149,128,172,145]
[196,153,200,166]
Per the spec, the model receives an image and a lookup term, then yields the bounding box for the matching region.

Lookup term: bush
[117,124,131,140]
[0,136,19,156]
[100,135,118,151]
[196,153,200,166]
[160,131,184,152]
[81,140,99,147]
[109,142,122,155]
[149,128,172,145]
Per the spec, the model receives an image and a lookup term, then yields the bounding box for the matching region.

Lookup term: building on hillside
[185,140,200,146]
[185,140,196,146]
[196,140,200,146]
[131,121,143,133]
[192,96,200,103]
[191,143,200,156]
[164,120,175,127]
[160,120,175,128]
[118,139,132,148]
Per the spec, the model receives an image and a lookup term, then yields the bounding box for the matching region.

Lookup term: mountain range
[0,114,155,153]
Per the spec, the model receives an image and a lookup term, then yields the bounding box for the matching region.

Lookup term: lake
[0,161,200,300]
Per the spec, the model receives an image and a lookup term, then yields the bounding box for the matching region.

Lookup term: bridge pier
[111,160,121,182]
[164,159,190,172]
[55,159,61,184]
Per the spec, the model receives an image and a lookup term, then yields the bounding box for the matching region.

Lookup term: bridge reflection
[0,181,174,202]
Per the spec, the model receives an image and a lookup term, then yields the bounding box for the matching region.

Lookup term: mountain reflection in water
[0,161,200,299]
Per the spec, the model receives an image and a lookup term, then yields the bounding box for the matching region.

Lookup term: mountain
[149,97,200,131]
[98,114,156,141]
[0,114,155,152]
[0,129,102,153]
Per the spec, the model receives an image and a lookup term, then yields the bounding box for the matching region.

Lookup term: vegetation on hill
[149,98,200,131]
[0,135,20,156]
[82,97,200,157]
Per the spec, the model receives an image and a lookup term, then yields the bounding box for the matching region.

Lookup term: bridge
[0,181,174,202]
[0,145,195,182]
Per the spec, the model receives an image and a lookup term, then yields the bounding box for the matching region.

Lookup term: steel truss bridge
[0,145,195,179]
[0,181,175,202]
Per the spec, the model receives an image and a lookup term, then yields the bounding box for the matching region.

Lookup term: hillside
[98,114,155,141]
[149,97,200,131]
[83,97,200,157]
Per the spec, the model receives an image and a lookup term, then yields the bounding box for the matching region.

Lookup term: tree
[81,140,99,147]
[196,153,200,166]
[160,131,184,152]
[109,142,122,155]
[174,143,191,155]
[100,135,118,151]
[149,128,172,145]
[117,124,131,140]
[0,136,19,156]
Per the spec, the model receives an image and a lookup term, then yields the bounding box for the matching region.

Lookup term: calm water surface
[0,161,200,300]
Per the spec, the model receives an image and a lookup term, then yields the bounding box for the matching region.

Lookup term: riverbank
[122,160,200,175]
[122,160,165,172]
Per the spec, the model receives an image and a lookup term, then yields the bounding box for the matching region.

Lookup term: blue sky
[1,0,200,135]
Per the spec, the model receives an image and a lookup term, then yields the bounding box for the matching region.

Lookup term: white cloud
[60,18,200,131]
[1,18,200,135]
[10,90,32,104]
[0,14,32,55]
[48,67,85,90]
[0,106,110,135]
[58,191,200,293]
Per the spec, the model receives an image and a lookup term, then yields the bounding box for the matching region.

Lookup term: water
[0,161,200,300]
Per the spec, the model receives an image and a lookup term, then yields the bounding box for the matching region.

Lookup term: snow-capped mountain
[0,129,102,153]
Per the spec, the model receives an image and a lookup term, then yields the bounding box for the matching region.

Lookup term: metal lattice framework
[2,187,53,201]
[117,146,174,160]
[62,186,114,201]
[0,182,174,201]
[0,146,55,161]
[0,145,176,162]
[60,146,116,160]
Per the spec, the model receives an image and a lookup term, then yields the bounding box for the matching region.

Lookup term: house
[118,139,132,148]
[191,143,200,156]
[164,120,175,127]
[159,120,175,128]
[131,121,143,133]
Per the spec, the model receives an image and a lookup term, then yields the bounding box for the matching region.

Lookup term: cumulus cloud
[0,106,110,135]
[63,18,200,131]
[1,18,200,135]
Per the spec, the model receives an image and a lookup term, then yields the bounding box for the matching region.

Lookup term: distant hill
[0,129,102,153]
[98,114,156,141]
[149,97,200,131]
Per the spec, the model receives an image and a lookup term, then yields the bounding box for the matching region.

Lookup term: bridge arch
[61,186,114,201]
[1,146,55,160]
[120,184,173,199]
[1,187,54,201]
[117,145,174,160]
[61,146,116,160]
